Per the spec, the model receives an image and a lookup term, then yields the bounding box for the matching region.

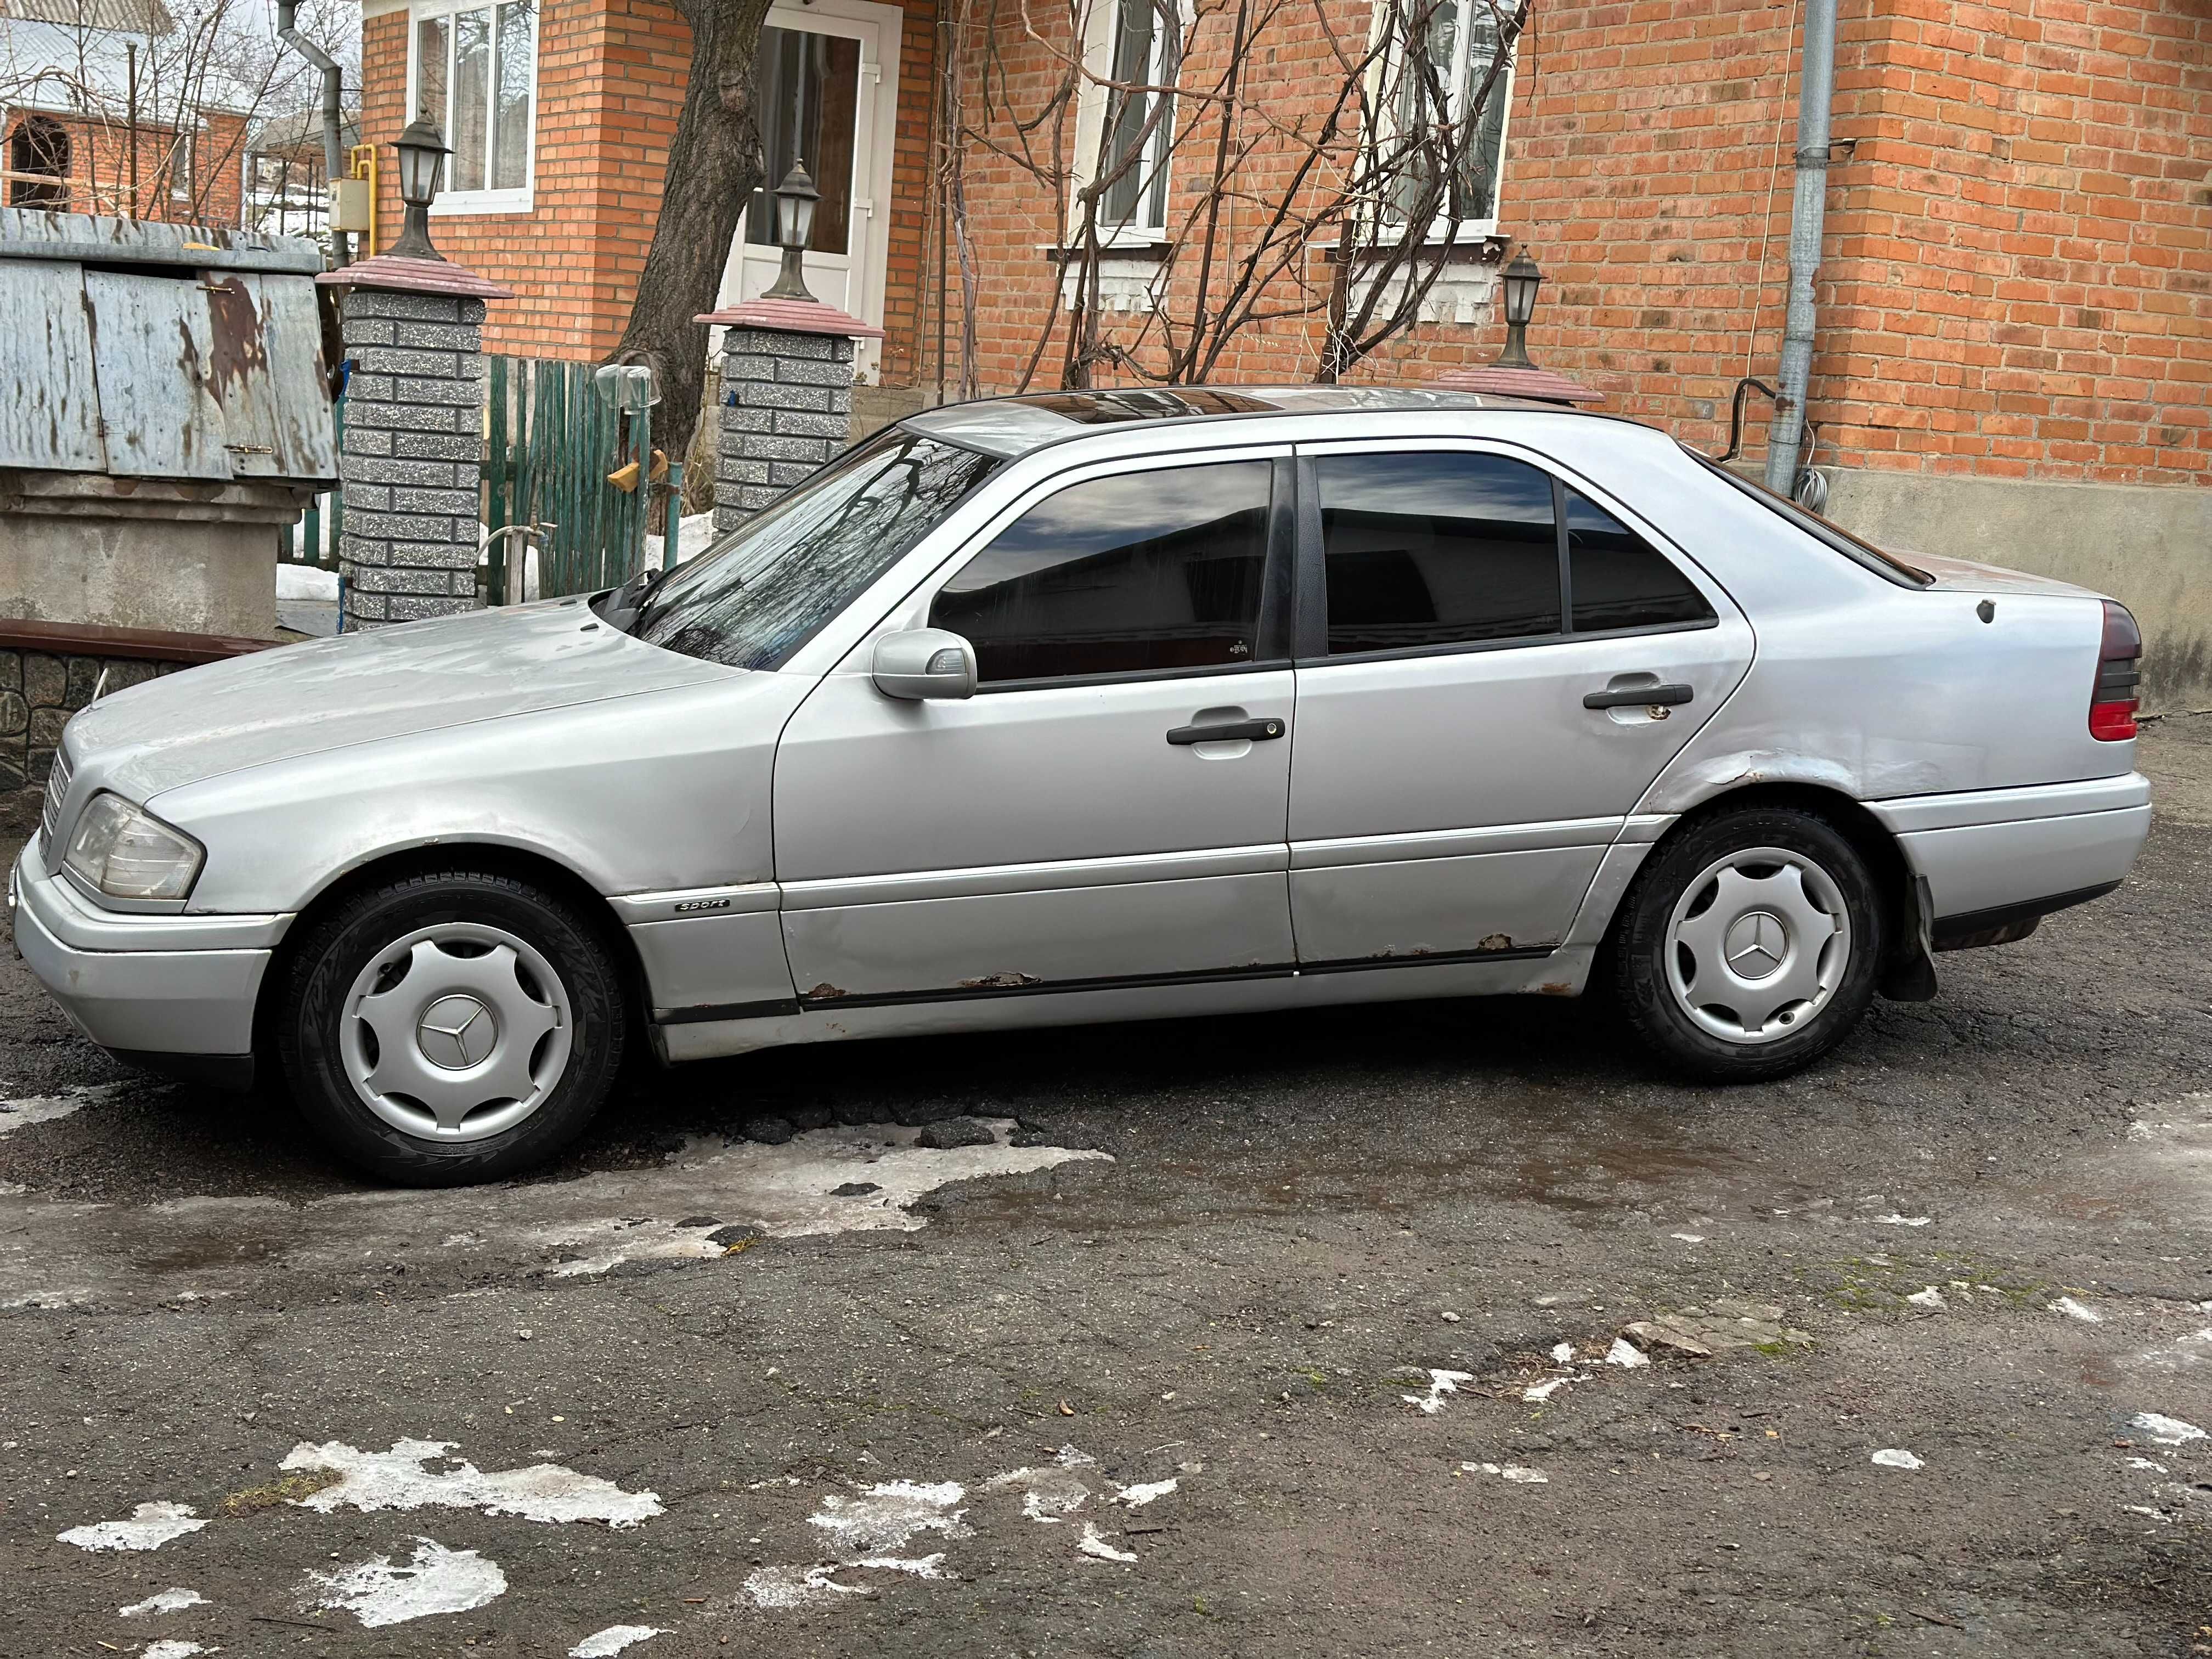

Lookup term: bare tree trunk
[606,0,772,467]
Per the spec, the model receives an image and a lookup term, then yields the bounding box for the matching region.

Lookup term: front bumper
[10,837,287,1062]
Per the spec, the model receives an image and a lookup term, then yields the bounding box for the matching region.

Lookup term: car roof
[897,385,1598,460]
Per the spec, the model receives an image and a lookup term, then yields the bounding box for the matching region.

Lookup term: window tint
[1565,491,1714,633]
[1316,452,1559,654]
[932,461,1272,684]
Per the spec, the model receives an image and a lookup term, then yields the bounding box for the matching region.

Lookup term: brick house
[357,0,2209,701]
[0,0,252,224]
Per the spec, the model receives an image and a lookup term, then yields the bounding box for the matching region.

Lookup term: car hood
[70,602,740,804]
[1903,552,2106,601]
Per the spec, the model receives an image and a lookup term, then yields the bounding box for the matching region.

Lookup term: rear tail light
[2089,599,2141,741]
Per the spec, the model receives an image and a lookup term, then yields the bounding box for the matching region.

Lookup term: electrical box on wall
[328,178,371,234]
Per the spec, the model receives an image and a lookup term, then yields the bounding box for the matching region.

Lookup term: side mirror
[871,627,978,701]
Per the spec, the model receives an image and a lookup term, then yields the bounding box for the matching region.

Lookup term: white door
[713,0,898,383]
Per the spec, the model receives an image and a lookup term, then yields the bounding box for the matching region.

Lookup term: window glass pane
[633,432,1000,670]
[1452,10,1507,221]
[1317,451,1559,654]
[933,461,1272,683]
[493,1,533,191]
[452,7,491,193]
[746,27,856,255]
[1100,0,1171,231]
[414,16,449,125]
[1566,492,1715,633]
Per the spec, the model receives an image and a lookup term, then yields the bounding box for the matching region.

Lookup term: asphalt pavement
[2,719,2208,1658]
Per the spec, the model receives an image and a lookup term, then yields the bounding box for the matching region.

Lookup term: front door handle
[1167,717,1286,746]
[1583,682,1694,710]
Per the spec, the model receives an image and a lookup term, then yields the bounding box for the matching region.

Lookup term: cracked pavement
[1,718,2208,1656]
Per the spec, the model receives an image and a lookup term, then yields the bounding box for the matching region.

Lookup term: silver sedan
[13,389,2152,1183]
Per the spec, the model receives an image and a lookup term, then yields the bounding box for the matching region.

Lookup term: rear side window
[1566,489,1715,633]
[931,460,1272,684]
[1316,452,1561,654]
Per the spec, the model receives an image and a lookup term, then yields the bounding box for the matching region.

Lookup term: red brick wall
[3,107,248,225]
[947,0,2210,488]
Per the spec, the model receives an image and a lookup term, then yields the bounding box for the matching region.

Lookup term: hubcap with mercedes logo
[1663,846,1852,1047]
[416,993,499,1070]
[1722,911,1787,980]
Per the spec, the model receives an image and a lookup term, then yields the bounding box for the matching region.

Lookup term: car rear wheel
[278,869,627,1185]
[1610,806,1883,1080]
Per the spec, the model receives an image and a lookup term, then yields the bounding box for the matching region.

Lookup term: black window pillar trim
[1256,455,1299,664]
[1292,453,1327,661]
[1551,473,1573,635]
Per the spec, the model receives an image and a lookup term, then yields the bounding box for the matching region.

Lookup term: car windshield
[628,428,1001,668]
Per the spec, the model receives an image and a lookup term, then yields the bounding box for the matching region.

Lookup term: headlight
[63,792,204,901]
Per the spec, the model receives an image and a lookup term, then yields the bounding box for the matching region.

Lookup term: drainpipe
[276,0,351,266]
[1764,0,1837,498]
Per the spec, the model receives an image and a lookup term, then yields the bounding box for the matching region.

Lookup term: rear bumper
[10,838,281,1060]
[1868,775,2151,932]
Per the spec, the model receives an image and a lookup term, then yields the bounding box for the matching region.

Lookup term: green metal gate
[484,356,681,602]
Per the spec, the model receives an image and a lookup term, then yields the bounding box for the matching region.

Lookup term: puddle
[0,1119,1110,1308]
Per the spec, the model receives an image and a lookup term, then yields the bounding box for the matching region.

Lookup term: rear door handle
[1167,717,1285,745]
[1583,683,1694,709]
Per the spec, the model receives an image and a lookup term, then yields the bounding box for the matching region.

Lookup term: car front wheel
[1610,806,1883,1080]
[278,868,628,1185]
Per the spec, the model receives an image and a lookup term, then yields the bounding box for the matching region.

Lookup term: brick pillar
[318,255,514,630]
[692,298,887,534]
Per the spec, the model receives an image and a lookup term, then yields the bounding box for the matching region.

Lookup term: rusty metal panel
[82,269,231,481]
[0,208,324,276]
[202,272,336,484]
[0,262,105,472]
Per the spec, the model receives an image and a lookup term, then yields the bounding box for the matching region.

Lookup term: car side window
[930,460,1273,685]
[1314,452,1561,656]
[1565,489,1716,633]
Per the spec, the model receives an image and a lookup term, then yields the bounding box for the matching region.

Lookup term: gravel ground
[1,720,2207,1658]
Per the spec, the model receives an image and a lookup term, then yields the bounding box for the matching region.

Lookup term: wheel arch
[1617,782,1936,1001]
[251,840,656,1060]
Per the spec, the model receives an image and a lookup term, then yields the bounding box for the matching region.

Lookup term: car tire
[277,868,628,1186]
[1610,806,1884,1081]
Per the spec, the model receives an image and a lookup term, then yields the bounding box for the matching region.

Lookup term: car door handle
[1167,717,1286,746]
[1583,683,1694,709]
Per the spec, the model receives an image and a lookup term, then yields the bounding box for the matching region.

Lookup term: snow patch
[1604,1338,1649,1369]
[1668,1232,1706,1244]
[1464,1462,1548,1483]
[532,1121,1111,1275]
[1522,1377,1571,1404]
[120,1588,208,1616]
[2130,1413,2205,1447]
[1114,1479,1177,1506]
[141,1643,207,1658]
[280,1439,662,1527]
[0,1087,112,1138]
[2050,1295,2102,1323]
[742,1563,870,1609]
[58,1502,206,1552]
[276,563,340,601]
[303,1537,506,1627]
[1076,1521,1137,1562]
[1868,1214,1932,1227]
[1907,1286,1948,1311]
[1402,1369,1474,1414]
[808,1481,969,1554]
[570,1626,668,1656]
[1871,1448,1924,1470]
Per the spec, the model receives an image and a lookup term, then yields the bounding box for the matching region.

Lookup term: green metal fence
[280,397,343,570]
[485,356,681,602]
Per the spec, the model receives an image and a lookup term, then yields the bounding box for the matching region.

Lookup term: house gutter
[1764,0,1838,496]
[275,0,351,267]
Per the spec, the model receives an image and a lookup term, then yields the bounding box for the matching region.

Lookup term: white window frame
[1367,0,1517,242]
[405,0,540,216]
[1068,0,1183,247]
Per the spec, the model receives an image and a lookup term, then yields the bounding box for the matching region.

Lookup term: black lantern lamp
[760,161,822,302]
[1493,249,1544,369]
[388,117,452,261]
